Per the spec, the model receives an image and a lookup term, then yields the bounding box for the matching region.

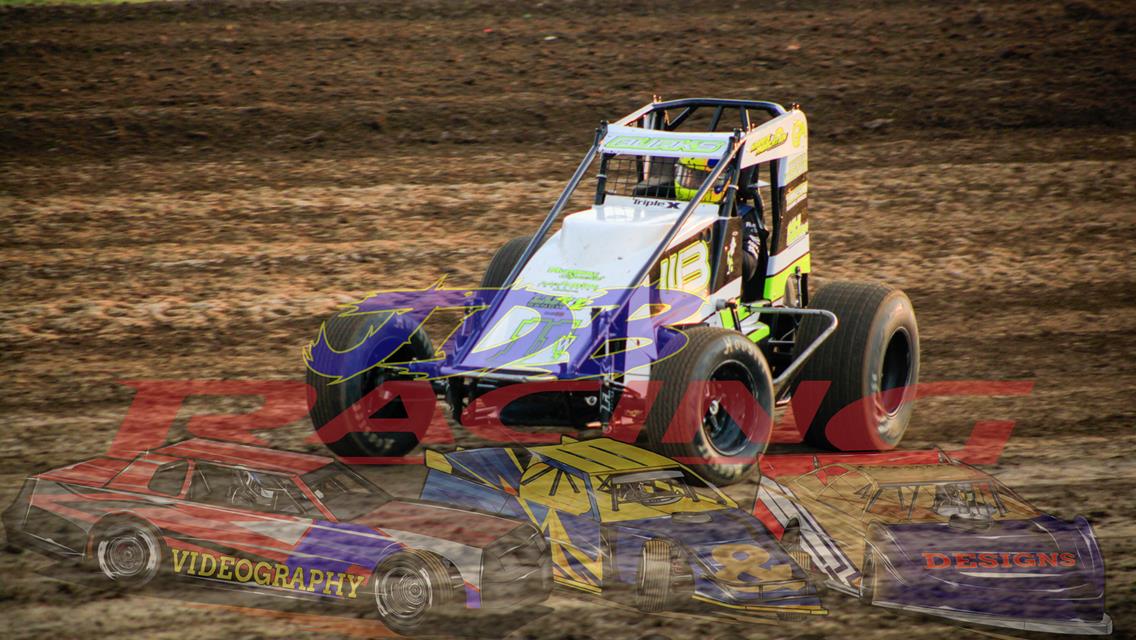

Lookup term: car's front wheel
[481,235,536,288]
[307,311,435,459]
[372,550,459,635]
[92,520,164,587]
[645,326,775,486]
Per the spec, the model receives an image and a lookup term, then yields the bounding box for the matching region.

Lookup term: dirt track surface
[1,1,1135,638]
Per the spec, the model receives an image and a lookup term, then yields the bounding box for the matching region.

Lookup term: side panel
[753,477,861,589]
[420,469,518,517]
[763,114,810,302]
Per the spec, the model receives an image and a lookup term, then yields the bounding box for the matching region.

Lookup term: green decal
[548,267,602,281]
[747,324,771,343]
[748,127,787,156]
[607,135,726,155]
[763,254,811,301]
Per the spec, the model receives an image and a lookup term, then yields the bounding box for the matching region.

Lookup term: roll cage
[441,99,835,427]
[495,98,802,298]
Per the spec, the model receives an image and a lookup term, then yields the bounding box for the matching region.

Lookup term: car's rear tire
[372,550,459,635]
[92,520,164,587]
[481,236,536,288]
[793,281,919,451]
[645,326,774,486]
[635,540,690,613]
[307,311,435,459]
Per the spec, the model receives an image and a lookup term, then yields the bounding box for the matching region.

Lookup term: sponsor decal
[526,293,591,311]
[921,551,1077,570]
[785,153,808,182]
[786,180,808,210]
[547,267,602,281]
[170,549,368,598]
[785,214,808,246]
[606,135,726,155]
[748,127,788,156]
[631,197,681,209]
[792,119,807,148]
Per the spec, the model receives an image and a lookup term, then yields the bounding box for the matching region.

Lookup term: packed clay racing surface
[1,1,1134,638]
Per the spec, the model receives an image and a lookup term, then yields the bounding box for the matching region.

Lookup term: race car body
[2,439,550,634]
[420,435,824,617]
[306,98,922,486]
[753,458,1111,634]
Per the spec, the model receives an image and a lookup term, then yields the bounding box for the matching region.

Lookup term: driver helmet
[237,469,277,507]
[674,157,727,203]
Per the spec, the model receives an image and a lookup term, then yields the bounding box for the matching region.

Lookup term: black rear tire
[481,236,535,288]
[307,312,434,459]
[793,281,919,451]
[645,326,774,486]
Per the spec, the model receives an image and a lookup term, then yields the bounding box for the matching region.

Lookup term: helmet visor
[675,159,726,202]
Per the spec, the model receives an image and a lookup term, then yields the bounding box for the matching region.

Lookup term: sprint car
[418,435,824,618]
[753,455,1111,634]
[2,439,551,635]
[306,97,921,485]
